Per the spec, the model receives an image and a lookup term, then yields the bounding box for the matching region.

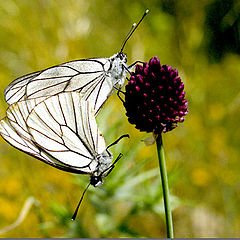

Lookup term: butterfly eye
[117,52,123,60]
[117,53,127,63]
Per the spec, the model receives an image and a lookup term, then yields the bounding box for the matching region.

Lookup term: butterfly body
[107,53,127,86]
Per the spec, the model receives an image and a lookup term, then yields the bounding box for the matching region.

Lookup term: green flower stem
[156,134,174,238]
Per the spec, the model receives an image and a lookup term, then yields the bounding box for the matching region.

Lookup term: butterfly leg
[128,61,144,70]
[100,135,129,177]
[101,153,123,177]
[114,86,125,103]
[123,64,132,74]
[106,134,129,150]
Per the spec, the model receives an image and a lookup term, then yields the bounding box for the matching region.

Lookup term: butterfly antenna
[120,23,136,53]
[71,182,91,220]
[106,134,130,150]
[120,9,149,53]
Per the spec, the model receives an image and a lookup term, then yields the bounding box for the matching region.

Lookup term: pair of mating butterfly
[0,10,149,219]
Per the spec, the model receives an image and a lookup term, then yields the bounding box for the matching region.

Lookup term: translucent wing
[26,92,108,174]
[5,96,47,141]
[0,95,90,173]
[4,58,115,114]
[0,117,53,163]
[4,71,42,103]
[0,100,65,169]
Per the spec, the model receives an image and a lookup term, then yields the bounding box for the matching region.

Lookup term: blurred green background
[0,0,240,237]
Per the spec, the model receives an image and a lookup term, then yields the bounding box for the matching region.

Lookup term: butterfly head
[90,175,103,187]
[110,52,127,64]
[117,52,127,63]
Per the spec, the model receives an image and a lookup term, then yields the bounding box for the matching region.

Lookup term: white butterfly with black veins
[4,10,149,115]
[0,92,128,219]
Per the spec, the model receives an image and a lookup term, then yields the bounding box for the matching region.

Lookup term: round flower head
[124,56,188,134]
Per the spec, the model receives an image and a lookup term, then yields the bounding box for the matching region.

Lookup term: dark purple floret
[124,56,188,134]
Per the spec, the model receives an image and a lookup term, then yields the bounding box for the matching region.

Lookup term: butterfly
[0,92,129,219]
[4,9,149,115]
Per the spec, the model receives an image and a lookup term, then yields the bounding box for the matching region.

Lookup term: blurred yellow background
[0,0,240,237]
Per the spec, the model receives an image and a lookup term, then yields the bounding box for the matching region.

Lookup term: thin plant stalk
[156,134,174,238]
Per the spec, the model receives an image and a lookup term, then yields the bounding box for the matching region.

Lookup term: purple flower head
[124,56,188,134]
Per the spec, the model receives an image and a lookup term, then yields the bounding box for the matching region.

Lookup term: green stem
[156,134,174,238]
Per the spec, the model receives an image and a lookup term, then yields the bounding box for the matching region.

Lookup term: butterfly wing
[4,58,113,114]
[0,96,88,173]
[4,71,42,104]
[0,116,53,162]
[26,92,108,174]
[1,96,55,163]
[5,96,47,140]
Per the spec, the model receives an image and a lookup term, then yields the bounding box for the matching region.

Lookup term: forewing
[0,116,87,173]
[4,58,112,114]
[2,96,66,166]
[6,96,47,141]
[4,71,42,104]
[0,117,54,164]
[26,92,107,172]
